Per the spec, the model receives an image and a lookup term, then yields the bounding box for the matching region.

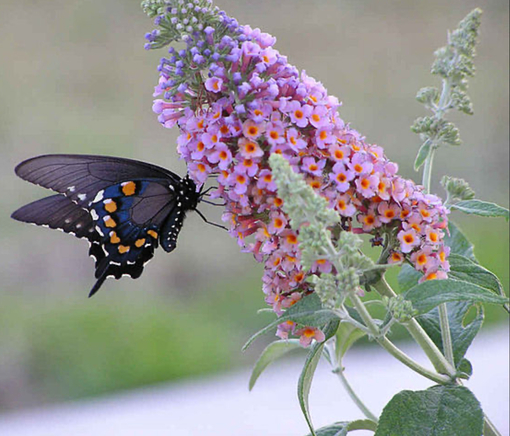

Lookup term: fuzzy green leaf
[242,294,339,351]
[451,199,509,219]
[298,320,340,436]
[414,140,432,171]
[448,254,505,297]
[397,264,423,292]
[307,419,378,436]
[307,422,349,436]
[405,279,508,314]
[444,222,476,261]
[335,322,367,361]
[375,385,484,436]
[249,339,302,391]
[417,301,483,369]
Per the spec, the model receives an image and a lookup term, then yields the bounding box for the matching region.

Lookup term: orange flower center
[404,234,414,244]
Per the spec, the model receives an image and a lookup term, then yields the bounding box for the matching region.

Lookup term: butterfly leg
[195,209,228,231]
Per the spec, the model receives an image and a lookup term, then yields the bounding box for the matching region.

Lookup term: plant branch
[349,293,451,384]
[372,277,456,377]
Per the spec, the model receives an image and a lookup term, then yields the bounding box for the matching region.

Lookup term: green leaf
[451,199,509,219]
[405,279,508,314]
[414,140,432,171]
[448,254,505,297]
[248,339,302,391]
[417,301,483,368]
[457,358,473,378]
[242,294,339,351]
[335,322,367,361]
[347,419,378,432]
[307,422,349,436]
[397,264,423,292]
[298,320,340,436]
[307,419,378,436]
[375,385,484,436]
[444,222,476,261]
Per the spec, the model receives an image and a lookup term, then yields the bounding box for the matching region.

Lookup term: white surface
[0,328,508,436]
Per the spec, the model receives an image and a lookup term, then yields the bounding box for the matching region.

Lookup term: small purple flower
[295,327,325,347]
[377,202,401,224]
[301,156,325,177]
[201,127,222,149]
[349,152,374,176]
[397,228,421,253]
[334,194,357,217]
[207,144,233,170]
[188,161,211,185]
[265,121,286,146]
[205,76,224,93]
[282,100,313,128]
[286,127,307,152]
[329,162,355,192]
[355,173,379,198]
[257,169,277,191]
[309,105,329,128]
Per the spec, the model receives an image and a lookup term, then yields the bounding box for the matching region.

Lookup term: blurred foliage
[0,270,274,409]
[0,0,507,411]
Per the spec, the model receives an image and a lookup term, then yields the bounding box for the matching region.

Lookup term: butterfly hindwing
[12,154,202,297]
[11,194,99,240]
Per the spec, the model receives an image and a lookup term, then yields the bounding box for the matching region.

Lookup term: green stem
[349,293,451,384]
[372,277,456,377]
[421,146,437,193]
[483,415,502,436]
[438,304,455,366]
[326,340,379,423]
[333,366,379,423]
[419,77,457,370]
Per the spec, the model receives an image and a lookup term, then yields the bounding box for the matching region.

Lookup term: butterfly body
[12,155,202,296]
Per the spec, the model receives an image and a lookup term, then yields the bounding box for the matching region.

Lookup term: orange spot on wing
[121,181,136,196]
[147,230,158,239]
[104,216,116,228]
[135,238,146,248]
[109,231,120,244]
[104,200,117,213]
[118,245,130,254]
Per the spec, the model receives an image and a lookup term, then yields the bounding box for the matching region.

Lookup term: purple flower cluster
[145,1,450,344]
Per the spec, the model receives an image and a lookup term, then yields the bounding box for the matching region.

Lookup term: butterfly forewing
[15,154,182,207]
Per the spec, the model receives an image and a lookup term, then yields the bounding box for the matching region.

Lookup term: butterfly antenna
[195,209,228,231]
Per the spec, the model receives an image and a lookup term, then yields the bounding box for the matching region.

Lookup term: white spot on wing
[77,193,87,201]
[90,210,99,221]
[93,190,104,203]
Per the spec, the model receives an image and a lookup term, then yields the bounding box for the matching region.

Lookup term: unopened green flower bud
[441,176,475,202]
[382,295,418,323]
[416,87,440,108]
[337,267,360,295]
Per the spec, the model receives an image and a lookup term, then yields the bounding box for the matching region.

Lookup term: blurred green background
[0,0,508,411]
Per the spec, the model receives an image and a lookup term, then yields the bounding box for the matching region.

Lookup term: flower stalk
[325,340,379,423]
[413,8,483,371]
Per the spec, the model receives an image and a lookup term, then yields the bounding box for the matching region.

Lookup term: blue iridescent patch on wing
[90,180,160,265]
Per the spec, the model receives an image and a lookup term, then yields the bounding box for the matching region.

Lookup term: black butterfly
[11,154,219,297]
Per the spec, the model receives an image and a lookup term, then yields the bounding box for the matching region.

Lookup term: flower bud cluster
[441,176,475,204]
[144,1,450,343]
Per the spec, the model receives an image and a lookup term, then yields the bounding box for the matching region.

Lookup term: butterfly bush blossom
[142,0,449,344]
